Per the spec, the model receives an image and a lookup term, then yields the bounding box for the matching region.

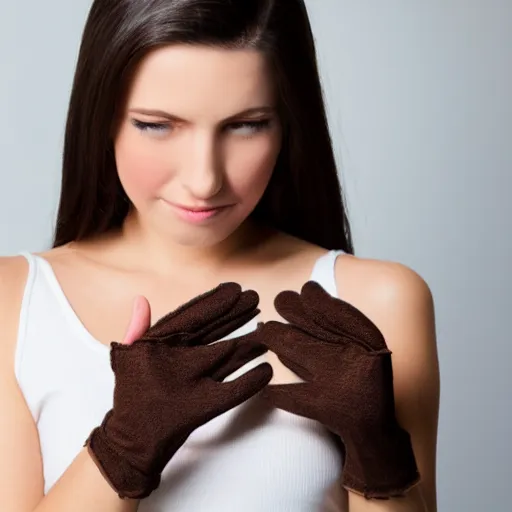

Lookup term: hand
[260,281,419,499]
[85,283,273,500]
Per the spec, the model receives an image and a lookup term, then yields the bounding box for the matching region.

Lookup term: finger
[189,289,260,346]
[182,338,240,377]
[193,333,268,379]
[253,320,288,351]
[259,321,323,370]
[142,283,242,341]
[110,331,149,373]
[275,282,384,351]
[121,296,151,345]
[216,362,273,409]
[209,336,269,382]
[301,281,387,351]
[273,352,314,383]
[143,284,259,345]
[273,289,335,343]
[260,382,319,420]
[273,289,308,325]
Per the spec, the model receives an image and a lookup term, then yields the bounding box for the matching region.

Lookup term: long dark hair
[53,0,354,253]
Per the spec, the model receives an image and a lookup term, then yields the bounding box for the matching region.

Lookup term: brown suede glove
[260,281,420,499]
[85,283,272,500]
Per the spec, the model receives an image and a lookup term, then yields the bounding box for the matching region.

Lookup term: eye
[131,119,170,133]
[130,118,272,137]
[227,119,272,137]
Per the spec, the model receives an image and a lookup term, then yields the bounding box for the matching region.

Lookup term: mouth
[177,204,227,212]
[162,200,233,223]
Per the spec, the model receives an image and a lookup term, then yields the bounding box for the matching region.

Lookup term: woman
[0,1,440,511]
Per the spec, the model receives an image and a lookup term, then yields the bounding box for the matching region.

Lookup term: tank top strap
[308,249,345,299]
[17,250,37,269]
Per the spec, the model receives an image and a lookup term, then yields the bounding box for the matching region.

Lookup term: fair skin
[0,45,439,512]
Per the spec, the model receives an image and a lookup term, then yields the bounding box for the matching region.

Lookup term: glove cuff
[85,425,161,500]
[341,426,420,499]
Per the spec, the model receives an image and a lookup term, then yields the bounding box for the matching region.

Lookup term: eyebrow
[128,106,276,122]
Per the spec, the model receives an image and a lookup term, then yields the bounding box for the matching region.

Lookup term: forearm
[348,485,429,512]
[32,448,140,512]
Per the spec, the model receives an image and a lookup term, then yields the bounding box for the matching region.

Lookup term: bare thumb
[121,295,151,345]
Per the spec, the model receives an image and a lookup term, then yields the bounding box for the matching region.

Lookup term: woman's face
[114,44,282,247]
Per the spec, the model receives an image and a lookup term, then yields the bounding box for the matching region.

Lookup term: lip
[163,200,232,223]
[175,204,226,212]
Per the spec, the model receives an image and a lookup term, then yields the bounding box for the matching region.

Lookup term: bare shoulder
[0,255,30,303]
[0,254,30,286]
[335,254,435,326]
[0,255,31,368]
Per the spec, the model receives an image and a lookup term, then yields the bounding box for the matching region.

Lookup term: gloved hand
[259,281,420,499]
[85,283,273,500]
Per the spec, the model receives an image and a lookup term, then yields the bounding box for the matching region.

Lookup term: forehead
[124,44,277,117]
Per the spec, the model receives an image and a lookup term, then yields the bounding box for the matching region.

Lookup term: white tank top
[14,250,346,511]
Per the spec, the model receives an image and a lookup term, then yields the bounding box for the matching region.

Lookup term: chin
[163,219,250,248]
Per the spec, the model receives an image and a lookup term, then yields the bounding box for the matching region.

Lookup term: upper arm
[336,256,440,512]
[0,256,45,511]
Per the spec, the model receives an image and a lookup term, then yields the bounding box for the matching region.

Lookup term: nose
[181,132,223,200]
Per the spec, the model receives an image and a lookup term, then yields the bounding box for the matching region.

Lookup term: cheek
[114,131,169,202]
[227,136,281,199]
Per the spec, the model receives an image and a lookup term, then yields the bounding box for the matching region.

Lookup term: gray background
[1,1,510,510]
